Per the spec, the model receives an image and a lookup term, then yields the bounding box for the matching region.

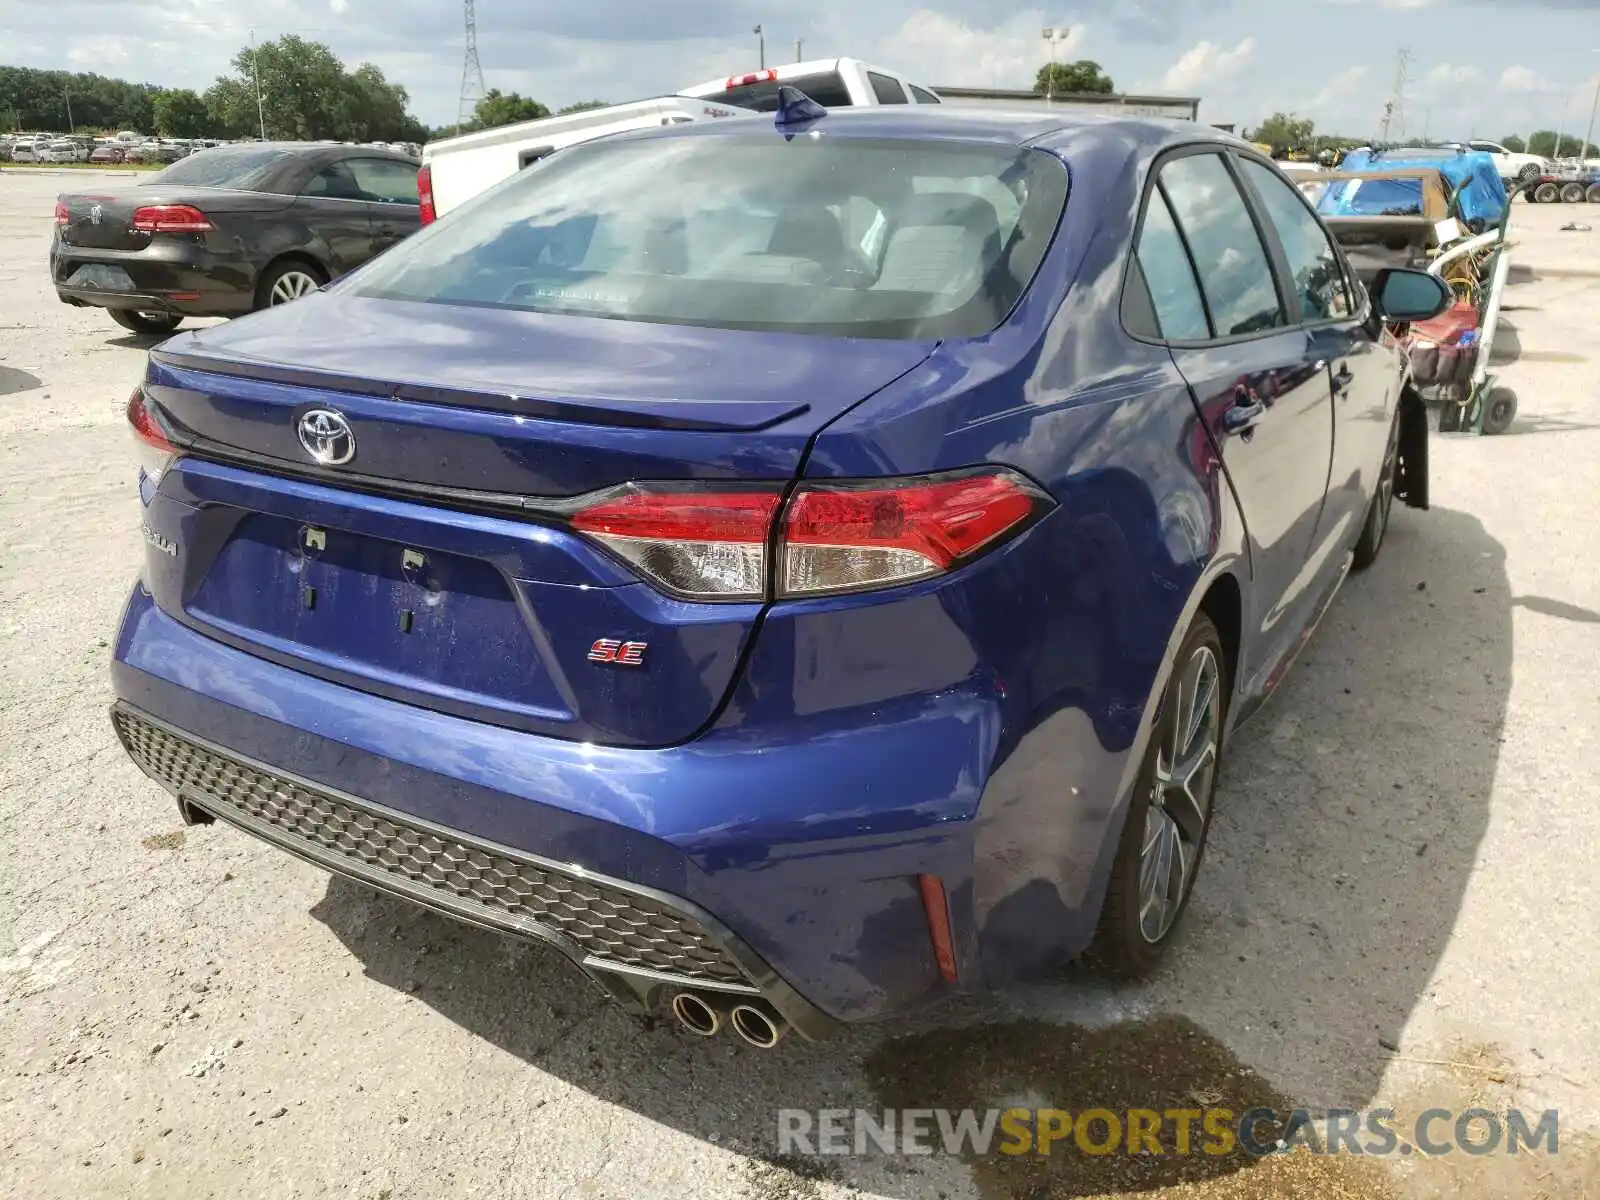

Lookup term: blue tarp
[1334,148,1508,230]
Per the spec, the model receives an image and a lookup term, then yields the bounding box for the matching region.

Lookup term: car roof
[603,104,1238,156]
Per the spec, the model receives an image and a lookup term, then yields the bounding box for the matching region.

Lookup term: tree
[199,36,425,142]
[1525,129,1599,159]
[557,99,609,115]
[1500,133,1527,153]
[0,66,158,132]
[1034,60,1114,96]
[469,89,551,131]
[1247,112,1315,151]
[152,89,212,138]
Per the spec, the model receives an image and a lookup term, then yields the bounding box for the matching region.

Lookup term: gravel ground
[3,167,1598,1200]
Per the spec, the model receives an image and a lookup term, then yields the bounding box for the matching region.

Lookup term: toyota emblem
[296,409,356,465]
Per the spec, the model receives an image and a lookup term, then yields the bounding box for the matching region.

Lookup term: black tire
[1587,184,1600,204]
[1353,412,1400,570]
[256,258,328,310]
[1534,182,1561,203]
[1480,388,1518,436]
[109,309,182,336]
[1090,612,1228,978]
[1560,182,1587,204]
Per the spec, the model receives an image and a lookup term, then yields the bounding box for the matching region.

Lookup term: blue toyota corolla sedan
[111,98,1448,1046]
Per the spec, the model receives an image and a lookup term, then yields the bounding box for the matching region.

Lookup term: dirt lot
[3,167,1599,1200]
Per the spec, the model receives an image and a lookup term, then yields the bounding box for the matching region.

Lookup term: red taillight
[418,163,436,225]
[726,69,778,89]
[127,387,176,484]
[130,205,212,234]
[780,471,1046,596]
[54,200,69,225]
[566,469,1049,601]
[570,486,783,600]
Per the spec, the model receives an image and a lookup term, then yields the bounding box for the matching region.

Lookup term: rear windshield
[153,146,298,191]
[1316,177,1428,217]
[714,71,855,110]
[353,134,1069,340]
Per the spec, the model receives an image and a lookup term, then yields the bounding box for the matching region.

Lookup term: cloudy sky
[11,0,1600,139]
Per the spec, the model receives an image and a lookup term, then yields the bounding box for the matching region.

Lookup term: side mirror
[1372,267,1453,323]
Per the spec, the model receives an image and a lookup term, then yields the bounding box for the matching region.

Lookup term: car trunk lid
[139,293,935,746]
[56,185,293,251]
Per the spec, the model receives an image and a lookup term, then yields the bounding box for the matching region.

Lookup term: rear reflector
[566,469,1049,602]
[127,387,176,485]
[918,874,960,983]
[418,164,436,225]
[130,205,212,234]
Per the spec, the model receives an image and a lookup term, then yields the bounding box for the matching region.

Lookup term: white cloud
[1161,37,1256,92]
[1426,63,1481,87]
[330,0,349,13]
[1499,65,1546,93]
[1306,65,1370,114]
[889,11,1083,88]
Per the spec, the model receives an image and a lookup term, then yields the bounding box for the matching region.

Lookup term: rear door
[1233,156,1392,562]
[1132,149,1335,696]
[295,160,377,274]
[343,156,422,257]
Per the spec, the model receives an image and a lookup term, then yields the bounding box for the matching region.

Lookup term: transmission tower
[1378,48,1410,145]
[457,0,487,129]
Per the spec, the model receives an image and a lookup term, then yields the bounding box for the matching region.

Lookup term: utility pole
[795,38,803,63]
[1583,51,1600,165]
[753,25,764,69]
[250,29,268,140]
[457,0,486,133]
[63,85,74,133]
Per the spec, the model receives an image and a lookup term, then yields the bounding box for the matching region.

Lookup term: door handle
[1330,363,1354,396]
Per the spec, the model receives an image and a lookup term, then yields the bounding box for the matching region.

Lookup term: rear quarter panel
[776,130,1249,980]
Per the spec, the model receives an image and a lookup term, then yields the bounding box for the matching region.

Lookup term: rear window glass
[1316,178,1426,217]
[354,134,1069,340]
[868,72,908,103]
[714,71,854,111]
[153,146,298,191]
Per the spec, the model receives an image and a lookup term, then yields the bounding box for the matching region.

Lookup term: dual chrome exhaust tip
[670,991,787,1048]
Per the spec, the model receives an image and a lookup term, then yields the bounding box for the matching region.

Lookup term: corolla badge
[296,409,356,465]
[88,204,103,225]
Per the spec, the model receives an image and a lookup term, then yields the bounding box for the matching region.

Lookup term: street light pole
[795,38,803,63]
[753,25,764,70]
[63,86,74,133]
[1041,27,1064,103]
[250,28,268,141]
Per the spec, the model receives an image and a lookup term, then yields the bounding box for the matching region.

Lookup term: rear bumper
[112,701,834,1035]
[52,240,256,317]
[110,585,1024,1026]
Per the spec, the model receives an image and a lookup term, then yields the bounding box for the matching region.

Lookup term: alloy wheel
[1137,644,1222,944]
[269,270,321,305]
